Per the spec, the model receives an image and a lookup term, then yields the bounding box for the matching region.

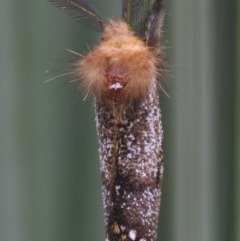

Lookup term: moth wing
[49,0,104,32]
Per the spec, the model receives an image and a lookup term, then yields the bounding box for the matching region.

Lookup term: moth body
[48,1,165,240]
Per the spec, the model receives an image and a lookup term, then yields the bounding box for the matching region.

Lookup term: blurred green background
[0,0,239,241]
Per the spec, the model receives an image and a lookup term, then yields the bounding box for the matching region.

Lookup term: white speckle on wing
[129,230,137,240]
[115,185,121,196]
[120,225,126,231]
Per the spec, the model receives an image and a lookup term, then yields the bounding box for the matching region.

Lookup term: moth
[48,1,165,241]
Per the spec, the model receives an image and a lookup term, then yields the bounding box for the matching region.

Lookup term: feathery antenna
[49,0,104,32]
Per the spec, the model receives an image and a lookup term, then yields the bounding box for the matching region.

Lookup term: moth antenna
[44,71,76,83]
[145,0,165,48]
[122,0,153,38]
[48,0,105,32]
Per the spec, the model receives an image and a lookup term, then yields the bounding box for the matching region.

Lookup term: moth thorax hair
[77,20,160,104]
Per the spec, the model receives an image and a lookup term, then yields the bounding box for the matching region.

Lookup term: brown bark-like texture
[96,82,163,241]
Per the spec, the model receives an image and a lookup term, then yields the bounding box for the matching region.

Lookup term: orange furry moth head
[49,0,165,104]
[78,20,160,103]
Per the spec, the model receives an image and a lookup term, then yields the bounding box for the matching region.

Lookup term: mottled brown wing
[49,0,104,32]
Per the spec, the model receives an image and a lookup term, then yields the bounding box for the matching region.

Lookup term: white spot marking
[120,225,126,231]
[129,230,137,240]
[127,153,133,159]
[115,185,121,196]
[109,82,123,90]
